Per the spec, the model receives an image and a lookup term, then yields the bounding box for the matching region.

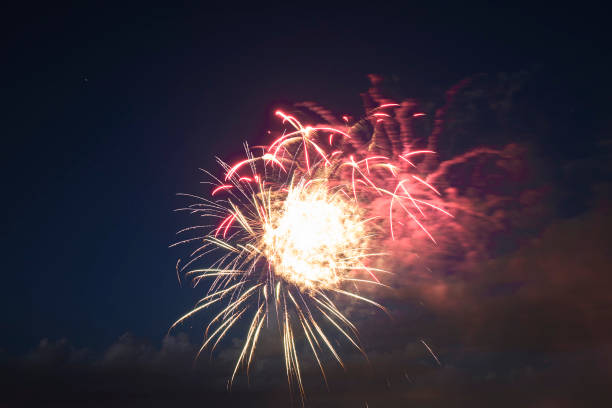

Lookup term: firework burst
[170,107,452,399]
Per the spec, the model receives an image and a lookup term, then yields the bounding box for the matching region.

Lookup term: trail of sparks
[420,339,442,366]
[171,109,452,401]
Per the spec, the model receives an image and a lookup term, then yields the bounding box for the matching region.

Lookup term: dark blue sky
[2,0,606,351]
[2,3,611,406]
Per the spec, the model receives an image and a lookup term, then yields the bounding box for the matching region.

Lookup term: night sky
[2,3,611,407]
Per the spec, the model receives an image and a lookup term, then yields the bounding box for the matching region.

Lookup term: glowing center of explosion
[263,183,368,291]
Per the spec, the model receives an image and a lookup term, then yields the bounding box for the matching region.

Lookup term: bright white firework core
[263,182,368,291]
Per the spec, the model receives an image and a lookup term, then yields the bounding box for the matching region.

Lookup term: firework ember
[171,106,452,399]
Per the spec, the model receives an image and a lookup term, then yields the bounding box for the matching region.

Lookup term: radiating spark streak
[299,316,328,386]
[225,158,253,180]
[397,179,425,216]
[262,153,287,171]
[316,306,366,358]
[211,307,249,352]
[390,188,437,243]
[170,297,224,332]
[359,264,381,283]
[247,312,265,370]
[197,308,247,359]
[412,175,441,195]
[196,281,245,305]
[168,235,208,248]
[403,198,454,218]
[204,236,240,253]
[214,215,233,237]
[359,155,389,174]
[184,268,244,275]
[332,289,388,315]
[275,110,302,130]
[176,225,214,235]
[399,155,417,168]
[343,278,389,287]
[204,284,262,335]
[189,243,218,261]
[214,214,236,238]
[212,184,233,195]
[408,212,437,244]
[312,293,358,333]
[226,155,287,181]
[308,310,344,368]
[295,294,322,348]
[175,259,182,286]
[400,150,436,157]
[420,339,442,366]
[302,131,311,172]
[231,304,264,384]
